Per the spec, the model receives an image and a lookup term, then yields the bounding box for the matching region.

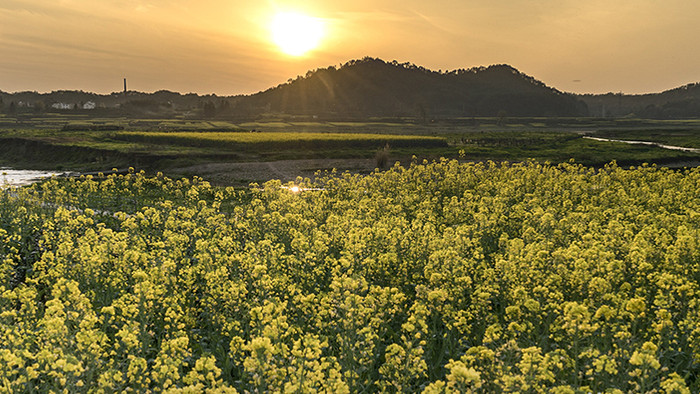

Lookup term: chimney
[123,78,127,97]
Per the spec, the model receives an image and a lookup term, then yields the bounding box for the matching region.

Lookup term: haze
[1,0,698,95]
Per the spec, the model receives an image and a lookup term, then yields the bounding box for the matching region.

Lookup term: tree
[203,101,216,118]
[33,101,45,113]
[8,101,16,114]
[218,99,231,112]
[497,109,508,125]
[416,103,427,124]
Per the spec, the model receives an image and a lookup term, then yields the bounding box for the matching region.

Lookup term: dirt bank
[168,158,384,186]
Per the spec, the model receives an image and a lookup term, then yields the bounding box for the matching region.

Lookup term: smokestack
[123,78,127,97]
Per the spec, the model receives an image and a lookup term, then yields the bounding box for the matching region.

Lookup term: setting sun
[270,11,325,56]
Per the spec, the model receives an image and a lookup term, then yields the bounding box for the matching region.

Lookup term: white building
[51,103,73,110]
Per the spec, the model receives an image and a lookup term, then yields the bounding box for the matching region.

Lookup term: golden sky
[1,0,699,95]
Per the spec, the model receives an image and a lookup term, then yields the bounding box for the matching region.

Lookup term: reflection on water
[0,168,64,188]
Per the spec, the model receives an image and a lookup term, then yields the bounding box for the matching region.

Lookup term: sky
[1,0,699,96]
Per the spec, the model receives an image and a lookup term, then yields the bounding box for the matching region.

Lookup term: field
[0,128,449,178]
[113,131,447,151]
[2,117,700,185]
[1,160,700,391]
[2,115,700,391]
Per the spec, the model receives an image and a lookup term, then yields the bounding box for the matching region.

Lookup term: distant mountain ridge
[2,57,700,119]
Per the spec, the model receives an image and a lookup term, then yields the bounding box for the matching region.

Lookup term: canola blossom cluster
[1,160,700,392]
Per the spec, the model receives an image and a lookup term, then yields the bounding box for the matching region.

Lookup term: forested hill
[240,57,589,117]
[579,83,700,118]
[5,57,700,119]
[0,58,589,118]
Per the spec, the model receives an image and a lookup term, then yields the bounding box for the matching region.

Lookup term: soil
[168,158,383,186]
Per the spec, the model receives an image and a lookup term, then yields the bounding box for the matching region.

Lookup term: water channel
[0,168,66,188]
[583,136,700,153]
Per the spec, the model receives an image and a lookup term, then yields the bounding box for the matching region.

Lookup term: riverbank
[167,158,383,186]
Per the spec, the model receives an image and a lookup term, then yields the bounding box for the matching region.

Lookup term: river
[0,168,65,188]
[583,136,700,153]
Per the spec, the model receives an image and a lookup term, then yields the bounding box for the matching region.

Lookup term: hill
[0,58,588,119]
[578,83,700,118]
[237,57,588,118]
[4,57,700,119]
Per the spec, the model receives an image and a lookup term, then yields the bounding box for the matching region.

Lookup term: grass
[114,131,447,149]
[589,128,700,148]
[0,128,450,172]
[447,130,700,166]
[2,117,700,177]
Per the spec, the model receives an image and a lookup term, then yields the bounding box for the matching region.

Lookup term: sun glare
[271,11,324,56]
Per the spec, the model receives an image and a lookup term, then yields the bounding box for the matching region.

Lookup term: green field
[2,116,700,183]
[113,131,447,150]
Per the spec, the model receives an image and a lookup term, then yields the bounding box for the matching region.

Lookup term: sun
[270,11,324,56]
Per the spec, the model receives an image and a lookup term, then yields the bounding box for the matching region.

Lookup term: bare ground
[168,158,382,186]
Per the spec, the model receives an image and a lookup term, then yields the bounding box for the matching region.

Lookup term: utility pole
[123,78,127,98]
